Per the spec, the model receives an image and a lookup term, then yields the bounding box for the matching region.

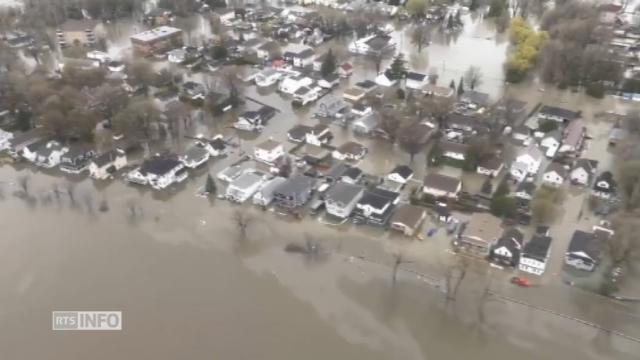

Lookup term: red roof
[599,3,622,12]
[340,62,353,71]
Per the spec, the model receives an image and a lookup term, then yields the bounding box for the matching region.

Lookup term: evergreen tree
[449,79,455,90]
[457,77,464,96]
[205,174,216,195]
[469,0,480,11]
[455,10,462,26]
[388,53,407,80]
[320,49,337,77]
[15,109,32,132]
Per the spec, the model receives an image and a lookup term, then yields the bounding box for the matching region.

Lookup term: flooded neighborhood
[1,0,640,358]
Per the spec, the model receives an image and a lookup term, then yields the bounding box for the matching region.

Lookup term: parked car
[510,276,531,287]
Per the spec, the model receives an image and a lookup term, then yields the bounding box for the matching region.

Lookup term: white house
[592,171,617,199]
[255,68,283,87]
[31,141,69,168]
[542,162,568,187]
[423,173,462,199]
[570,159,597,186]
[128,157,188,190]
[226,172,264,203]
[254,139,285,164]
[89,149,127,180]
[390,205,427,236]
[343,87,366,103]
[387,165,414,185]
[253,176,287,207]
[537,105,579,123]
[439,141,467,162]
[519,234,552,276]
[283,44,315,68]
[405,71,429,91]
[324,182,364,218]
[332,141,367,161]
[293,85,320,106]
[213,8,236,25]
[375,72,397,87]
[511,144,543,181]
[181,145,210,169]
[305,124,332,146]
[278,75,314,95]
[540,130,562,158]
[0,129,14,151]
[477,155,504,177]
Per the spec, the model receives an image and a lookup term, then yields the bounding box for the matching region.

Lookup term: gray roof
[545,162,568,178]
[184,146,209,162]
[539,105,579,120]
[325,182,364,204]
[275,175,316,197]
[423,173,461,193]
[390,204,426,228]
[230,172,263,190]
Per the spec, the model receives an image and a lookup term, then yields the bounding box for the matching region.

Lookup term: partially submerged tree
[204,174,216,195]
[464,66,483,90]
[233,210,253,240]
[320,49,337,78]
[411,25,431,53]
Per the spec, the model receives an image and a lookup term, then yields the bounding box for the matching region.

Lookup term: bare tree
[65,182,76,207]
[445,256,470,302]
[391,252,411,285]
[17,175,30,196]
[411,24,431,53]
[233,210,254,240]
[464,66,483,90]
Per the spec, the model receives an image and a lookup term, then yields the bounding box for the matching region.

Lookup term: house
[355,80,378,94]
[300,144,331,166]
[168,46,200,64]
[318,73,340,89]
[315,96,349,119]
[56,19,100,48]
[447,113,479,133]
[598,3,622,24]
[213,8,236,25]
[456,213,503,257]
[0,129,13,151]
[293,86,320,106]
[312,52,328,72]
[570,159,598,186]
[234,106,276,132]
[253,177,287,207]
[405,71,429,91]
[283,44,315,68]
[338,62,353,78]
[89,149,127,180]
[217,165,246,183]
[559,119,586,154]
[332,141,367,161]
[390,205,427,236]
[180,145,210,169]
[375,72,398,87]
[226,172,264,203]
[460,90,490,109]
[512,124,531,145]
[477,154,504,177]
[324,182,365,218]
[422,173,462,199]
[324,163,351,183]
[511,144,543,181]
[519,234,553,275]
[305,124,332,146]
[23,140,68,168]
[348,34,394,55]
[343,87,366,103]
[352,113,380,135]
[129,156,188,189]
[565,230,606,272]
[542,162,568,187]
[439,141,468,162]
[341,166,364,184]
[540,130,562,158]
[254,139,285,164]
[279,75,314,95]
[255,68,283,88]
[287,124,313,143]
[592,171,617,199]
[6,128,46,158]
[608,127,627,146]
[143,8,173,26]
[538,105,579,123]
[422,84,455,98]
[387,165,414,184]
[59,146,95,174]
[180,81,206,101]
[256,41,281,60]
[130,26,183,56]
[197,135,228,157]
[273,175,316,209]
[351,104,372,117]
[514,181,536,204]
[489,228,525,267]
[353,187,400,226]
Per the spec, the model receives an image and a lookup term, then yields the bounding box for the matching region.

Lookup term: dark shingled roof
[389,165,414,179]
[423,173,461,193]
[539,105,579,120]
[522,235,552,261]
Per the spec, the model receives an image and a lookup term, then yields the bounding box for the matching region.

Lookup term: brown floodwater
[0,164,639,360]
